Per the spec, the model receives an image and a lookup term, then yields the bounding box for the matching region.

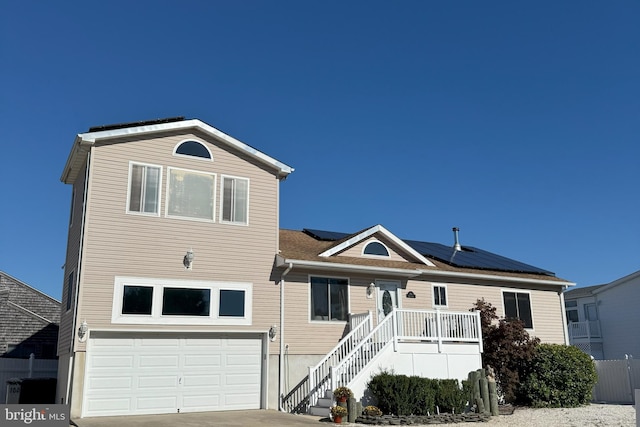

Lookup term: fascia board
[318,224,436,267]
[277,258,422,278]
[419,269,575,288]
[62,119,294,182]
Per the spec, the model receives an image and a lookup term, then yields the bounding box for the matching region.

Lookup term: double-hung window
[128,162,161,215]
[433,285,447,307]
[565,300,579,323]
[167,167,216,221]
[310,277,348,321]
[221,176,249,224]
[503,291,533,329]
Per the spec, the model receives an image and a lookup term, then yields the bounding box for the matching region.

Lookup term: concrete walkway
[72,410,329,427]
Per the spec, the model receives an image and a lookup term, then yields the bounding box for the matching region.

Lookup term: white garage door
[83,332,263,417]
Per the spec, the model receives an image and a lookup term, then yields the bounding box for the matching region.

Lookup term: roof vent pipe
[452,227,462,251]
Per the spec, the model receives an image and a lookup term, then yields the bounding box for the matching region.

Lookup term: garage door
[83,332,263,417]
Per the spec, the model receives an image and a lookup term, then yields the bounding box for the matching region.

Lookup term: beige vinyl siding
[338,237,411,263]
[58,164,87,355]
[73,131,281,352]
[283,271,377,355]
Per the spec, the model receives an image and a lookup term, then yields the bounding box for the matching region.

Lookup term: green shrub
[367,372,465,415]
[436,379,467,413]
[521,344,597,407]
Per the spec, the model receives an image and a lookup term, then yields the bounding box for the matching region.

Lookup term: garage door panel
[84,334,262,417]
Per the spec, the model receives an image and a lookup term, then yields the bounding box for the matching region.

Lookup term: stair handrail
[330,310,396,391]
[283,311,372,412]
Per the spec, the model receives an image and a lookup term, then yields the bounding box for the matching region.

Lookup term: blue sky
[1,1,638,300]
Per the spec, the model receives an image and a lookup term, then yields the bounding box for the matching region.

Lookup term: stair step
[317,397,333,406]
[308,406,331,417]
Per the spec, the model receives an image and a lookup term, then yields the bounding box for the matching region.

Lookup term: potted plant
[330,405,348,424]
[333,386,353,402]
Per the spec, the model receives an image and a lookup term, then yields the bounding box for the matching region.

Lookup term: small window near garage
[162,287,211,316]
[363,241,389,257]
[174,140,212,160]
[433,285,447,307]
[503,291,533,329]
[219,290,245,317]
[122,285,153,315]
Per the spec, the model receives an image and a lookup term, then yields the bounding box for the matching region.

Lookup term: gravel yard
[436,404,636,427]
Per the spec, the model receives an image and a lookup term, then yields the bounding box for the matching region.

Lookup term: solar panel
[303,228,350,241]
[302,228,554,276]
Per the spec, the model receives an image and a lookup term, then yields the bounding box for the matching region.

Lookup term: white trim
[165,166,216,222]
[219,174,250,226]
[431,283,449,309]
[111,276,252,326]
[500,288,534,330]
[172,138,213,161]
[308,274,350,323]
[62,119,294,184]
[125,161,163,217]
[318,225,436,267]
[361,240,390,258]
[278,257,422,277]
[420,269,574,288]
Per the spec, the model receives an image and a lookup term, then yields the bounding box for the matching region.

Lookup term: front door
[376,280,400,324]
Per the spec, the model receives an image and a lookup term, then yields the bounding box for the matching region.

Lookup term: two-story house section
[57,117,293,418]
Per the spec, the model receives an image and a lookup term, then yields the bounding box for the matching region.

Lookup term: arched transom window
[174,140,212,160]
[363,241,389,257]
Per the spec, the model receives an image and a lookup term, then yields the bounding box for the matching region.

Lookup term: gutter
[418,269,575,288]
[559,286,570,344]
[278,262,293,412]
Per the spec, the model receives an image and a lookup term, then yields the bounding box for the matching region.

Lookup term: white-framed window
[220,175,249,225]
[66,271,75,311]
[362,241,390,257]
[310,276,349,322]
[166,167,216,221]
[112,276,252,325]
[432,284,448,308]
[502,290,533,329]
[173,139,213,161]
[127,162,162,216]
[564,300,579,323]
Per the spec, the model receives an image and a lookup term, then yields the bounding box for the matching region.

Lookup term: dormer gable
[317,225,436,267]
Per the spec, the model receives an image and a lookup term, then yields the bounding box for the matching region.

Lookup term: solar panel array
[303,228,554,276]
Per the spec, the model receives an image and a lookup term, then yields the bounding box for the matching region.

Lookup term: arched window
[174,140,212,160]
[363,241,389,257]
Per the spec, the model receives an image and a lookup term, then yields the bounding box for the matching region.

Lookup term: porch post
[308,366,316,407]
[392,309,398,352]
[476,310,483,353]
[436,309,443,353]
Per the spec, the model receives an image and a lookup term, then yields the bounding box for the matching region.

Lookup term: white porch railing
[568,320,602,340]
[281,308,482,413]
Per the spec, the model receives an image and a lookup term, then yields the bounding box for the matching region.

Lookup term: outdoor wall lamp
[366,283,376,299]
[183,248,194,270]
[269,325,278,342]
[77,320,88,342]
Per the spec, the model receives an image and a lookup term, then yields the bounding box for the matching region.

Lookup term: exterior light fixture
[77,320,88,342]
[269,325,278,342]
[183,248,194,269]
[366,283,376,299]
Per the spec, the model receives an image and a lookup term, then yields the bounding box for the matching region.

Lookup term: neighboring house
[0,271,60,359]
[564,269,640,360]
[57,117,573,419]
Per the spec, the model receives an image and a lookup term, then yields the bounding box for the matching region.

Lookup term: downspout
[559,285,569,345]
[278,262,293,412]
[66,149,91,405]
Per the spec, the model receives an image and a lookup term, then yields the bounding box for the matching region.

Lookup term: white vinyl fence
[592,358,640,404]
[0,355,58,403]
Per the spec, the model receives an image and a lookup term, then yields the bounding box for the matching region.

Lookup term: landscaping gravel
[428,404,636,427]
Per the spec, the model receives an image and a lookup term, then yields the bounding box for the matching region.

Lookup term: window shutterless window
[221,176,249,224]
[162,287,211,316]
[128,163,161,215]
[310,277,348,321]
[363,241,389,256]
[433,285,447,307]
[219,289,245,317]
[167,168,216,221]
[503,291,533,328]
[122,285,153,315]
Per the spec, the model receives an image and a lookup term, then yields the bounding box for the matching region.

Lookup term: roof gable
[61,117,294,184]
[316,225,436,267]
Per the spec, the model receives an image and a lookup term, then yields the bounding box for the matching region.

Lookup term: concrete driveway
[72,410,329,427]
